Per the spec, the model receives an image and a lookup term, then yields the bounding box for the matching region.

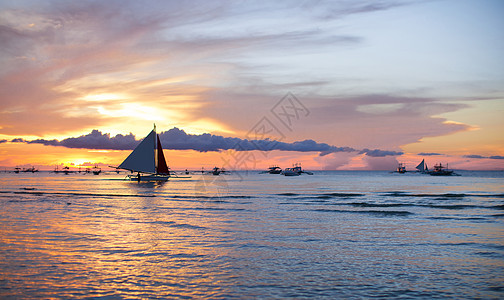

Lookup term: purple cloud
[489,156,504,160]
[24,130,137,150]
[14,127,402,157]
[418,152,442,156]
[463,154,486,159]
[464,154,504,160]
[359,148,403,157]
[10,138,26,143]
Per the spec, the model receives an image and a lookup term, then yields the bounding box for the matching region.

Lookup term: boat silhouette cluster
[395,159,458,176]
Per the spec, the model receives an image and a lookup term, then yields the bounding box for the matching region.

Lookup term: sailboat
[415,159,429,173]
[118,125,170,181]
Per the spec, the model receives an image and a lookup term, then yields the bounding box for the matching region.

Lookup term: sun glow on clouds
[95,103,163,121]
[81,93,125,102]
[184,119,236,135]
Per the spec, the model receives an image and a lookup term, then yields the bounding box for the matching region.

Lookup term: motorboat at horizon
[281,163,313,176]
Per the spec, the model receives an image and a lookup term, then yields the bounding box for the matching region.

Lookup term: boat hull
[127,174,170,181]
[282,171,300,176]
[429,171,454,176]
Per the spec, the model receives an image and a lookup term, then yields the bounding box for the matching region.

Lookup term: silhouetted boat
[262,165,282,174]
[62,166,71,175]
[396,163,406,173]
[428,163,454,176]
[212,167,221,175]
[282,167,301,176]
[118,125,170,181]
[415,159,429,173]
[92,165,101,175]
[53,165,72,174]
[281,163,313,176]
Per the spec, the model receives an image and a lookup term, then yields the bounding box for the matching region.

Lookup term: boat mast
[153,123,158,172]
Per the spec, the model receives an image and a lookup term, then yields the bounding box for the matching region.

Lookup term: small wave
[426,204,477,210]
[170,253,206,259]
[428,216,488,221]
[169,223,207,230]
[210,195,253,199]
[351,202,495,211]
[151,220,207,230]
[10,190,156,198]
[192,207,246,212]
[486,286,504,292]
[474,251,501,258]
[277,193,364,199]
[384,192,504,198]
[384,191,408,196]
[172,195,252,200]
[314,208,412,216]
[348,202,410,208]
[384,192,468,198]
[320,193,365,197]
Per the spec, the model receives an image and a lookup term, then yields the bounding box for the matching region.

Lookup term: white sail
[415,159,425,172]
[118,129,156,173]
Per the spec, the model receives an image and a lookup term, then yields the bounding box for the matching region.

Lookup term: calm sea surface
[1,170,503,299]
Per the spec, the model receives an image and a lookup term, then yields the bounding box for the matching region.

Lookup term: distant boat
[396,163,406,174]
[53,165,72,174]
[263,165,282,174]
[428,163,454,176]
[118,125,170,181]
[92,165,101,175]
[62,166,71,175]
[282,167,301,176]
[281,163,313,176]
[415,159,429,173]
[212,167,221,175]
[24,166,38,173]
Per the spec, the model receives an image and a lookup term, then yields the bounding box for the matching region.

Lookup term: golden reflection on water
[0,174,239,298]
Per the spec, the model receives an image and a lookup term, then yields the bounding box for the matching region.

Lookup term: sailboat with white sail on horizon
[118,125,170,181]
[415,159,429,173]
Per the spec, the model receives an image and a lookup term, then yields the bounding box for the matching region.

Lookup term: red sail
[156,135,170,175]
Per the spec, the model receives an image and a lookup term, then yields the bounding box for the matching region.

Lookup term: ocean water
[1,170,503,299]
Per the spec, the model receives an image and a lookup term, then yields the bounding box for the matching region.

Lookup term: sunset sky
[1,0,503,170]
